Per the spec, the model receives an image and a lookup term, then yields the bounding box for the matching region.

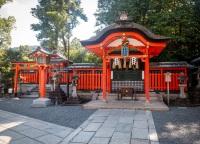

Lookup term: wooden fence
[149,68,187,91]
[20,68,187,92]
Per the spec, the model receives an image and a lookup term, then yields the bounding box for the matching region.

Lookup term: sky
[0,0,98,48]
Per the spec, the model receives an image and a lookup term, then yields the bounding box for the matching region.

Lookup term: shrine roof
[50,58,73,64]
[191,57,200,65]
[62,63,102,70]
[29,46,55,56]
[81,20,170,46]
[51,50,73,64]
[150,61,191,68]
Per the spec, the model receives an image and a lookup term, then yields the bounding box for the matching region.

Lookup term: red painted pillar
[107,61,111,93]
[39,67,46,98]
[145,56,150,102]
[14,65,19,93]
[102,56,107,101]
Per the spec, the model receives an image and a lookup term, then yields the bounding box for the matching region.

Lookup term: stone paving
[60,109,159,144]
[0,110,74,144]
[0,109,159,144]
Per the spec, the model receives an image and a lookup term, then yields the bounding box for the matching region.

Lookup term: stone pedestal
[49,87,66,105]
[63,97,82,105]
[32,98,52,107]
[178,84,187,98]
[72,86,78,97]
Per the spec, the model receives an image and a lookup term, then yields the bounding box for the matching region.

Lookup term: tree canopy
[0,0,15,49]
[94,0,200,62]
[69,37,101,63]
[31,0,87,52]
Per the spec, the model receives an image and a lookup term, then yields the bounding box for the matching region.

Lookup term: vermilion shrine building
[12,15,190,104]
[81,15,170,103]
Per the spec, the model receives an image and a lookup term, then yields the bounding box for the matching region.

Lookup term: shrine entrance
[81,14,170,102]
[111,59,144,92]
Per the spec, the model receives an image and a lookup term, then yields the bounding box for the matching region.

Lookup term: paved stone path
[0,109,159,144]
[61,109,159,144]
[0,110,74,144]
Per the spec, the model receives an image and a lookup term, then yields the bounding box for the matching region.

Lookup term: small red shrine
[12,47,72,107]
[81,14,170,102]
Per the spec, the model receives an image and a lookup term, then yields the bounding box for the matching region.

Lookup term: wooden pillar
[14,65,19,93]
[145,56,150,102]
[39,67,46,98]
[102,56,107,101]
[107,60,111,93]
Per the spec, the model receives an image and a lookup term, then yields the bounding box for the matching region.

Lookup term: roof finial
[116,12,133,23]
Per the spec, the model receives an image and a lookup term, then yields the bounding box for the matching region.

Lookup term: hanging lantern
[114,58,119,66]
[131,57,136,69]
[131,57,136,65]
[121,41,129,57]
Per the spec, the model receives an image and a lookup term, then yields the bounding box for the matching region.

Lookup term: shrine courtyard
[0,97,200,144]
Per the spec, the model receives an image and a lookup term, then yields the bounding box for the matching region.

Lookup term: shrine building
[11,14,191,106]
[80,14,170,103]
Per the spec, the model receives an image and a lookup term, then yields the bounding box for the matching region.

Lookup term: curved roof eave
[29,46,55,56]
[81,22,170,46]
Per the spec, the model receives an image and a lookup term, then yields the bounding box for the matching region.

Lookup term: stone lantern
[63,72,82,105]
[177,72,188,99]
[193,68,200,103]
[71,72,80,98]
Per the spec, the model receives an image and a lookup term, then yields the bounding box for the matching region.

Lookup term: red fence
[74,69,103,90]
[20,71,39,83]
[149,68,187,91]
[19,68,187,92]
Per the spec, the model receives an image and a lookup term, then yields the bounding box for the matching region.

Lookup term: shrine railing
[149,68,187,91]
[19,67,188,92]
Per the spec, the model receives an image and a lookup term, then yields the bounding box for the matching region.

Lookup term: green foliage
[69,37,101,63]
[95,0,200,62]
[0,0,12,8]
[0,0,15,49]
[31,0,87,52]
[0,45,33,87]
[84,51,102,63]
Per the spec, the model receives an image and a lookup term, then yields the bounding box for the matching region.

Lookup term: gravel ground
[152,107,200,144]
[0,97,96,129]
[1,97,200,143]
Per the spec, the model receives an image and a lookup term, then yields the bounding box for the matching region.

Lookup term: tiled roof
[150,61,191,68]
[29,46,55,56]
[81,19,170,46]
[191,57,200,65]
[68,63,102,69]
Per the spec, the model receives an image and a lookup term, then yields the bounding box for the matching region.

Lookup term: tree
[69,37,101,63]
[0,0,15,49]
[31,0,87,53]
[69,37,84,62]
[94,0,149,32]
[147,0,200,62]
[0,0,12,8]
[0,44,33,88]
[94,0,200,62]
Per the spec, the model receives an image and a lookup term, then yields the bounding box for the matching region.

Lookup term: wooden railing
[74,70,103,90]
[19,68,188,92]
[20,71,39,83]
[149,68,187,91]
[149,72,180,91]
